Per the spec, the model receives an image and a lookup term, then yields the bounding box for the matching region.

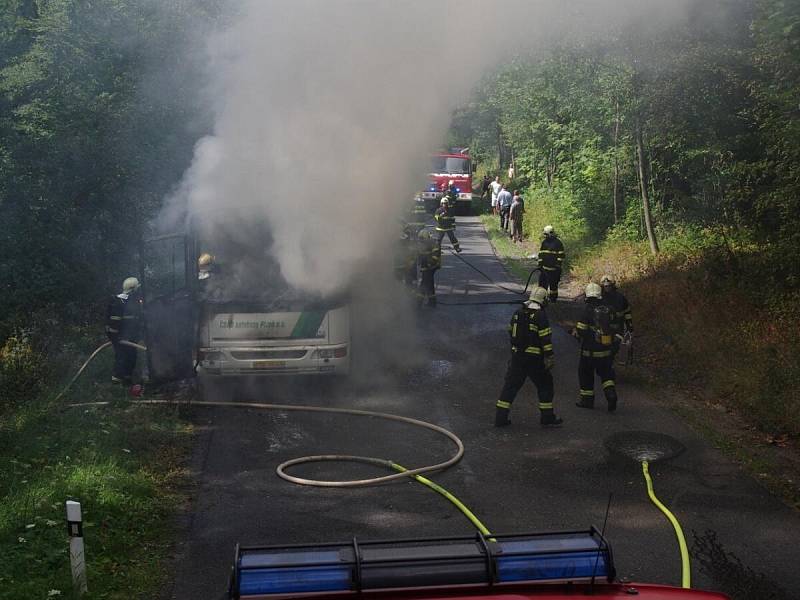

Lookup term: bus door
[140,233,197,384]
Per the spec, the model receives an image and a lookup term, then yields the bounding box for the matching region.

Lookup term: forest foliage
[0,0,224,406]
[456,0,800,283]
[455,0,800,434]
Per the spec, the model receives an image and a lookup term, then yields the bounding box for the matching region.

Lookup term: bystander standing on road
[490,176,502,215]
[497,184,513,232]
[509,191,525,242]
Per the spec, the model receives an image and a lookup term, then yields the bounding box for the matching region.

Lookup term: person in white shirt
[489,176,502,215]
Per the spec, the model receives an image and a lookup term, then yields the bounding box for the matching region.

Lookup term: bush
[0,331,46,412]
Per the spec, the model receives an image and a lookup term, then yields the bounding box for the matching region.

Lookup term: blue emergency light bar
[230,529,615,599]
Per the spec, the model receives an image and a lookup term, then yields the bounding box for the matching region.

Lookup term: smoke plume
[166,0,691,297]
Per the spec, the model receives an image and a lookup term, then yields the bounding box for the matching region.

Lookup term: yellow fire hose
[64,346,698,580]
[59,344,485,525]
[69,395,492,534]
[389,462,492,537]
[641,460,691,589]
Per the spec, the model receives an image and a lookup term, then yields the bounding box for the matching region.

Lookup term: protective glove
[544,356,555,371]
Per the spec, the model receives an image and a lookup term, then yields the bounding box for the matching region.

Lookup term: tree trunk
[635,121,659,255]
[612,99,621,224]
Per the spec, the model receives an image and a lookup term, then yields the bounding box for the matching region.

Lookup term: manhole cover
[604,431,686,463]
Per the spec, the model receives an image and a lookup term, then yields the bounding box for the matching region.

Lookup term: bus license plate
[253,361,286,369]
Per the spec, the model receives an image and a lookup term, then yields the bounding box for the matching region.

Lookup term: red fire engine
[420,149,475,214]
[228,529,729,600]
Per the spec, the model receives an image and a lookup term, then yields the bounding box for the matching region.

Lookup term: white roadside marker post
[66,500,88,595]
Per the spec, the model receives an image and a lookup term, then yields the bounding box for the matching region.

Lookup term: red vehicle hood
[306,583,729,600]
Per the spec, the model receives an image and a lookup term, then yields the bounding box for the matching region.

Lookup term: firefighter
[575,282,618,412]
[495,287,563,428]
[405,195,428,239]
[537,225,565,302]
[198,252,216,280]
[105,277,143,388]
[445,179,459,205]
[434,197,462,253]
[601,275,632,335]
[600,275,633,361]
[417,229,441,306]
[394,227,419,288]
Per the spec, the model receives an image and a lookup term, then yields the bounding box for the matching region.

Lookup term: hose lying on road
[69,398,493,534]
[641,460,691,589]
[53,340,147,403]
[447,248,539,297]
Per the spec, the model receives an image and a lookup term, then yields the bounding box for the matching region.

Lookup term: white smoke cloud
[166,0,692,296]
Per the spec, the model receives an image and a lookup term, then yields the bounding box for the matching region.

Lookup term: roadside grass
[571,235,800,438]
[484,205,800,506]
[0,343,193,600]
[479,187,596,282]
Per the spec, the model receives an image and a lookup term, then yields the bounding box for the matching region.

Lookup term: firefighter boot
[605,388,618,413]
[540,410,563,427]
[495,403,511,427]
[576,393,594,409]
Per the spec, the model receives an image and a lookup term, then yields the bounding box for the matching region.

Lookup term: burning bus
[139,210,351,390]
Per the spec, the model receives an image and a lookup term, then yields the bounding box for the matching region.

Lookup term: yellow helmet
[543,225,554,235]
[122,277,140,293]
[528,286,548,306]
[585,282,602,299]
[198,252,214,267]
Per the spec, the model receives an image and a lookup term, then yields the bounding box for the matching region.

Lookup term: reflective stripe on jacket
[418,240,441,271]
[434,207,455,231]
[509,305,553,358]
[539,236,565,270]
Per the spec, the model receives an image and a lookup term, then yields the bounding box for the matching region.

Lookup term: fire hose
[60,341,491,533]
[70,396,492,535]
[53,340,147,403]
[431,249,540,307]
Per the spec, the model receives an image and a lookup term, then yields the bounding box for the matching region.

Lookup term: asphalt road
[167,217,800,600]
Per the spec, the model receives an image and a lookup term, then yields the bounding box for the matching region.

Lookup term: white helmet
[122,277,140,294]
[527,286,548,306]
[600,275,616,287]
[440,197,449,205]
[543,225,554,235]
[585,282,602,299]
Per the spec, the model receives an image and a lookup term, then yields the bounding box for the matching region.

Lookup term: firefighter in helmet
[417,229,441,306]
[600,275,633,360]
[445,179,459,205]
[537,225,565,302]
[198,252,216,280]
[575,282,618,412]
[434,196,462,253]
[105,277,143,388]
[394,225,419,288]
[495,286,563,428]
[405,195,428,240]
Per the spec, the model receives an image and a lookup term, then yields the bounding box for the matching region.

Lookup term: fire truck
[420,149,475,215]
[228,529,730,600]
